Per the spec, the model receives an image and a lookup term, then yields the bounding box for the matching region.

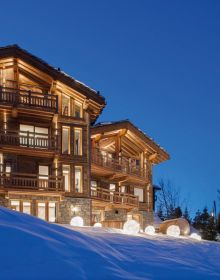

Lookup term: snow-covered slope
[0,207,220,280]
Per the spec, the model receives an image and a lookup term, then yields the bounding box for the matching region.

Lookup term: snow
[0,207,220,280]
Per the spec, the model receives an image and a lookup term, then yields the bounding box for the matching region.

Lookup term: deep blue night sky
[1,0,220,215]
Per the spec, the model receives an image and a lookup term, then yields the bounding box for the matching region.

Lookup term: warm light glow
[123,220,140,235]
[70,216,84,227]
[166,225,181,237]
[3,111,7,131]
[71,205,78,213]
[93,223,102,228]
[190,233,202,241]
[145,225,156,235]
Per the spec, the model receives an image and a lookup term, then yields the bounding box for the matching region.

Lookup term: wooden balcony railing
[91,148,148,180]
[91,187,139,208]
[0,172,64,192]
[0,87,58,113]
[0,130,58,150]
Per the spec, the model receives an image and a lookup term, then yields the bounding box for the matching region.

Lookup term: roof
[92,120,170,163]
[0,44,106,106]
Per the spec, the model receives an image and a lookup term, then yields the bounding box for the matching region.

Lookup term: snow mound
[0,207,220,280]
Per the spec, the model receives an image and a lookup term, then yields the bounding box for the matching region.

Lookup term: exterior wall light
[71,205,78,215]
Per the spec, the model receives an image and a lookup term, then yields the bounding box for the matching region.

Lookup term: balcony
[91,187,139,208]
[0,172,64,192]
[0,130,58,151]
[91,148,148,180]
[0,87,58,113]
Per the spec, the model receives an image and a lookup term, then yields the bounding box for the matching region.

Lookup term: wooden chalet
[0,45,169,228]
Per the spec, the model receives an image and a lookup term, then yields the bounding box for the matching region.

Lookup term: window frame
[62,126,70,154]
[74,127,83,156]
[74,166,83,193]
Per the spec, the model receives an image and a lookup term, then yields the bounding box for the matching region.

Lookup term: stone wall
[0,194,9,207]
[104,208,127,222]
[58,197,91,226]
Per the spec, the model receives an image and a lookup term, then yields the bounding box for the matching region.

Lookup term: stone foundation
[104,208,127,222]
[58,197,91,226]
[0,194,9,207]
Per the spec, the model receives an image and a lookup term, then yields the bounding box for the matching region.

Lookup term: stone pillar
[0,194,9,208]
[58,197,91,226]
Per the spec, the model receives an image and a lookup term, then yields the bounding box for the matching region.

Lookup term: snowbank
[0,207,220,280]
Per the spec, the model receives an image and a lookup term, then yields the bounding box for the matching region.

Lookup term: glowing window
[63,165,71,192]
[74,101,82,118]
[75,166,82,193]
[49,202,56,223]
[134,188,144,202]
[11,200,20,211]
[37,202,46,220]
[62,127,70,154]
[23,202,31,214]
[74,128,82,155]
[62,94,70,116]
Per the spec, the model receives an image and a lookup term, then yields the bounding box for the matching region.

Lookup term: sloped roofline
[92,120,170,162]
[0,44,106,106]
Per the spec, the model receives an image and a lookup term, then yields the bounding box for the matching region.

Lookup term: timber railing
[0,172,64,192]
[0,87,58,113]
[91,187,139,207]
[91,148,148,179]
[0,130,58,150]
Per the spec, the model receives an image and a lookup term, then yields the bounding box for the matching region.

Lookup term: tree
[157,179,186,220]
[174,206,183,219]
[183,207,191,223]
[217,213,220,233]
[193,207,217,241]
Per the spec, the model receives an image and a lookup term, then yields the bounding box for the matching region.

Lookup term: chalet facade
[0,45,169,229]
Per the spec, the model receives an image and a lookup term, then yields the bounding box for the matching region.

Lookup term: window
[0,153,3,173]
[74,101,82,118]
[5,164,11,174]
[110,184,116,192]
[134,188,144,202]
[91,181,97,190]
[20,124,48,148]
[37,202,46,220]
[38,166,49,189]
[63,165,71,192]
[23,202,31,214]
[48,202,56,222]
[120,186,126,193]
[62,94,70,116]
[62,126,70,154]
[11,200,20,211]
[75,166,82,193]
[74,128,82,155]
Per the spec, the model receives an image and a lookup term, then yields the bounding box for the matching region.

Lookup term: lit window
[63,165,71,192]
[38,165,49,189]
[91,181,97,190]
[37,202,46,220]
[11,200,20,211]
[19,124,48,148]
[49,202,56,223]
[75,166,82,193]
[74,101,82,118]
[23,202,31,214]
[62,127,70,154]
[62,94,70,116]
[74,128,82,155]
[5,164,11,174]
[134,188,144,202]
[110,184,116,192]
